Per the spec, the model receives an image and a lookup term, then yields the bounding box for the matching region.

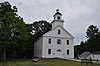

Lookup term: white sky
[0,0,100,45]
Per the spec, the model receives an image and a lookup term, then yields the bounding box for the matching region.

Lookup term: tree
[86,25,100,52]
[74,45,79,58]
[0,1,29,61]
[26,20,51,58]
[74,41,88,58]
[28,20,51,42]
[74,25,100,58]
[86,25,99,39]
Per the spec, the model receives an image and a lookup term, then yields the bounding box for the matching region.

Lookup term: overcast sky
[0,0,100,45]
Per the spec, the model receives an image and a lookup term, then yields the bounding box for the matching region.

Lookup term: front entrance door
[56,52,62,58]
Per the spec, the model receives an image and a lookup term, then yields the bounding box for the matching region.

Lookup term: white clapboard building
[80,51,100,60]
[34,9,74,59]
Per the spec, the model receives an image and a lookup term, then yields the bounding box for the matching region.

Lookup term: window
[67,50,69,55]
[48,49,51,54]
[48,39,51,44]
[67,40,69,45]
[58,30,60,34]
[57,39,61,44]
[57,16,60,20]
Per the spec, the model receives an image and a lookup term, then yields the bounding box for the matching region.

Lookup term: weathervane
[56,9,59,12]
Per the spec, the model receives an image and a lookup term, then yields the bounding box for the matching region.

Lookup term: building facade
[34,9,74,59]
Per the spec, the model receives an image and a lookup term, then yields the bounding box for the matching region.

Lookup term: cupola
[52,9,64,29]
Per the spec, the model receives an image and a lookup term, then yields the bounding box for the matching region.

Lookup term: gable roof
[80,52,91,58]
[53,11,62,16]
[43,25,74,39]
[53,9,62,16]
[59,25,74,38]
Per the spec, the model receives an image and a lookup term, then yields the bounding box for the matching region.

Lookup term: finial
[56,9,59,12]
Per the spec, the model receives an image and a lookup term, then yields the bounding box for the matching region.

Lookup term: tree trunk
[3,44,6,61]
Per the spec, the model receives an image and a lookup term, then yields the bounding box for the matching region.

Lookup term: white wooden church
[34,9,74,59]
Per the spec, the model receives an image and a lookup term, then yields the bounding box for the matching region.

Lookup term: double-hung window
[48,39,51,44]
[57,39,61,44]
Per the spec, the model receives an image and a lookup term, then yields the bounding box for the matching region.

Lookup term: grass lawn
[0,58,100,66]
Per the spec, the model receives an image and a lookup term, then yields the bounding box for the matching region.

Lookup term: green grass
[0,58,100,66]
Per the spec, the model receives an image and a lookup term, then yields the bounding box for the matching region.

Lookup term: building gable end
[43,25,74,39]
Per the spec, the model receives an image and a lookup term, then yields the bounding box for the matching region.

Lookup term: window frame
[57,39,61,44]
[67,40,69,45]
[67,50,69,55]
[58,30,60,34]
[48,38,51,44]
[48,49,51,54]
